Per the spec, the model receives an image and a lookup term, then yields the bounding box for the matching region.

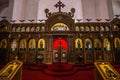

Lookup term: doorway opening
[53,36,68,63]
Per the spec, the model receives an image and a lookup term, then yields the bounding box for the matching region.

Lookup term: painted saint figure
[1,40,6,48]
[30,40,34,50]
[40,41,43,50]
[96,40,100,50]
[77,40,81,50]
[12,41,16,51]
[115,39,120,64]
[22,41,25,49]
[86,41,91,50]
[105,41,110,51]
[116,39,120,49]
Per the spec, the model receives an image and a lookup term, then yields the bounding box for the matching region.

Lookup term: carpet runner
[44,63,77,76]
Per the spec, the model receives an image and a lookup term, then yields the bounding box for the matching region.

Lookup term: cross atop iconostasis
[54,1,65,12]
[44,0,75,18]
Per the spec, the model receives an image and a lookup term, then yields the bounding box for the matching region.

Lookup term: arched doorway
[53,37,68,63]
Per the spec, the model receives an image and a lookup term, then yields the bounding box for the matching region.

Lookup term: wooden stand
[0,56,23,80]
[94,61,120,80]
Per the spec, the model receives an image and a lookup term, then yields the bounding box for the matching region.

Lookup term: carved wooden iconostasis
[0,1,120,65]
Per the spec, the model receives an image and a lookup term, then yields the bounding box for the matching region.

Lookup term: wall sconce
[1,16,7,20]
[28,19,35,22]
[96,19,102,22]
[115,15,120,18]
[38,19,44,23]
[76,19,82,23]
[105,19,111,22]
[86,19,92,22]
[10,20,16,23]
[19,20,25,23]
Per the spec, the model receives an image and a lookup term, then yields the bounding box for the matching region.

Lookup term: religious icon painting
[85,38,92,50]
[94,38,101,50]
[91,26,94,31]
[75,38,82,51]
[75,26,79,31]
[38,39,45,51]
[103,38,111,51]
[29,39,36,51]
[36,26,40,32]
[0,39,7,48]
[80,26,84,31]
[19,39,26,51]
[11,39,17,52]
[114,37,120,48]
[26,27,30,32]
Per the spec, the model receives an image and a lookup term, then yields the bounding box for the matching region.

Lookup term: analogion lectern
[0,56,23,80]
[94,62,120,80]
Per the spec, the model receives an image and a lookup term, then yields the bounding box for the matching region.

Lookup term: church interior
[0,0,120,80]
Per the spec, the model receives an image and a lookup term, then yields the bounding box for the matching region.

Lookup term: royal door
[52,37,68,63]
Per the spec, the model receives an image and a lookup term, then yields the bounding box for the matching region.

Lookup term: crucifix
[54,1,65,12]
[15,56,18,61]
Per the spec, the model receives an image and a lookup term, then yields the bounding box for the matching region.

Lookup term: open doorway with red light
[52,35,68,63]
